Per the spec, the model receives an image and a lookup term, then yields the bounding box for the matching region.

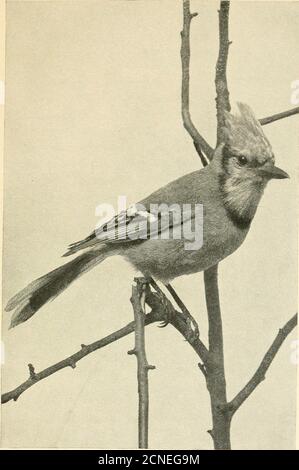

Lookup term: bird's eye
[237,155,248,166]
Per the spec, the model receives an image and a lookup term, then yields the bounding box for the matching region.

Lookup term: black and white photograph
[1,0,298,452]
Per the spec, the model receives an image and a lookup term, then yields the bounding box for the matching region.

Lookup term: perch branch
[147,280,208,361]
[1,310,158,405]
[227,313,297,415]
[201,1,232,450]
[180,0,213,163]
[128,280,155,449]
[259,106,299,126]
[2,285,208,404]
[215,0,231,145]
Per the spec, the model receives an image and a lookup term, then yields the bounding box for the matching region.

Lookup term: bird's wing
[64,169,205,256]
[63,202,194,256]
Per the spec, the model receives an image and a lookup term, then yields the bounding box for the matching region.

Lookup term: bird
[5,103,289,329]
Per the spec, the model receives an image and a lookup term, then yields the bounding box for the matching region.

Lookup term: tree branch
[201,1,232,450]
[215,0,231,145]
[204,265,231,450]
[1,309,158,405]
[180,0,213,163]
[259,106,299,126]
[227,313,297,415]
[2,284,208,405]
[128,280,155,449]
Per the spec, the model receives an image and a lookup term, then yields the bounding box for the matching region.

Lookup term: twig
[1,310,159,404]
[215,0,231,145]
[180,0,213,162]
[128,280,155,449]
[259,107,299,126]
[2,284,208,404]
[227,313,297,415]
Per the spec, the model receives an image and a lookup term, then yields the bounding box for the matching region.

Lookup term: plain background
[1,0,298,449]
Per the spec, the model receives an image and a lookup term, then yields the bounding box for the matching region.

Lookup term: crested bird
[5,103,289,328]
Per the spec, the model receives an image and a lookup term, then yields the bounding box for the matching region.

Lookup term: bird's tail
[5,248,113,329]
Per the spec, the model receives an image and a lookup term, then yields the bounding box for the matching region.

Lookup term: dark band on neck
[224,206,252,229]
[218,173,252,230]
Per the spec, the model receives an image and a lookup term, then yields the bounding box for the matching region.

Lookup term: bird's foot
[134,277,151,314]
[164,283,200,339]
[148,281,174,328]
[157,293,173,329]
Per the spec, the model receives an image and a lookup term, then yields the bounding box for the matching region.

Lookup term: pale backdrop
[1,0,298,449]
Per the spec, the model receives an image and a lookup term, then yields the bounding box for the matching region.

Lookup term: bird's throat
[219,175,265,229]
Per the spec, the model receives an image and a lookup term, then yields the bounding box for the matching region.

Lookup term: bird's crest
[223,103,274,164]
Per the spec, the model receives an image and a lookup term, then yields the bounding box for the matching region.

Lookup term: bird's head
[216,102,289,228]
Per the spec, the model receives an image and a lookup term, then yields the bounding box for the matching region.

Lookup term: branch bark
[227,313,297,415]
[2,286,209,405]
[259,106,299,126]
[180,0,213,164]
[1,311,156,405]
[204,266,231,450]
[201,0,232,450]
[215,0,231,145]
[128,280,155,449]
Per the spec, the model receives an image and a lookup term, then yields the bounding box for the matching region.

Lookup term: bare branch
[2,284,208,404]
[180,0,213,162]
[215,0,231,145]
[204,265,231,450]
[1,310,159,405]
[199,1,232,450]
[227,313,297,415]
[259,107,299,126]
[128,280,155,449]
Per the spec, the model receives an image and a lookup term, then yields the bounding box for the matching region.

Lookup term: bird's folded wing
[64,203,195,256]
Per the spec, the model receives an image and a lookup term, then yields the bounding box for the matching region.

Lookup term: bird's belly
[122,223,248,283]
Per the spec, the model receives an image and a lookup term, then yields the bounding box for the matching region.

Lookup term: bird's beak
[258,164,290,180]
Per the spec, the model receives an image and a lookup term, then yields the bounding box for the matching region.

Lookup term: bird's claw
[158,320,169,328]
[153,289,173,327]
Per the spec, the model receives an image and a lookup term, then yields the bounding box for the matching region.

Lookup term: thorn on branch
[28,363,36,380]
[128,349,137,356]
[69,360,76,369]
[2,309,163,405]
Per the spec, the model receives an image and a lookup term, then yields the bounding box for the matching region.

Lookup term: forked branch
[2,285,208,405]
